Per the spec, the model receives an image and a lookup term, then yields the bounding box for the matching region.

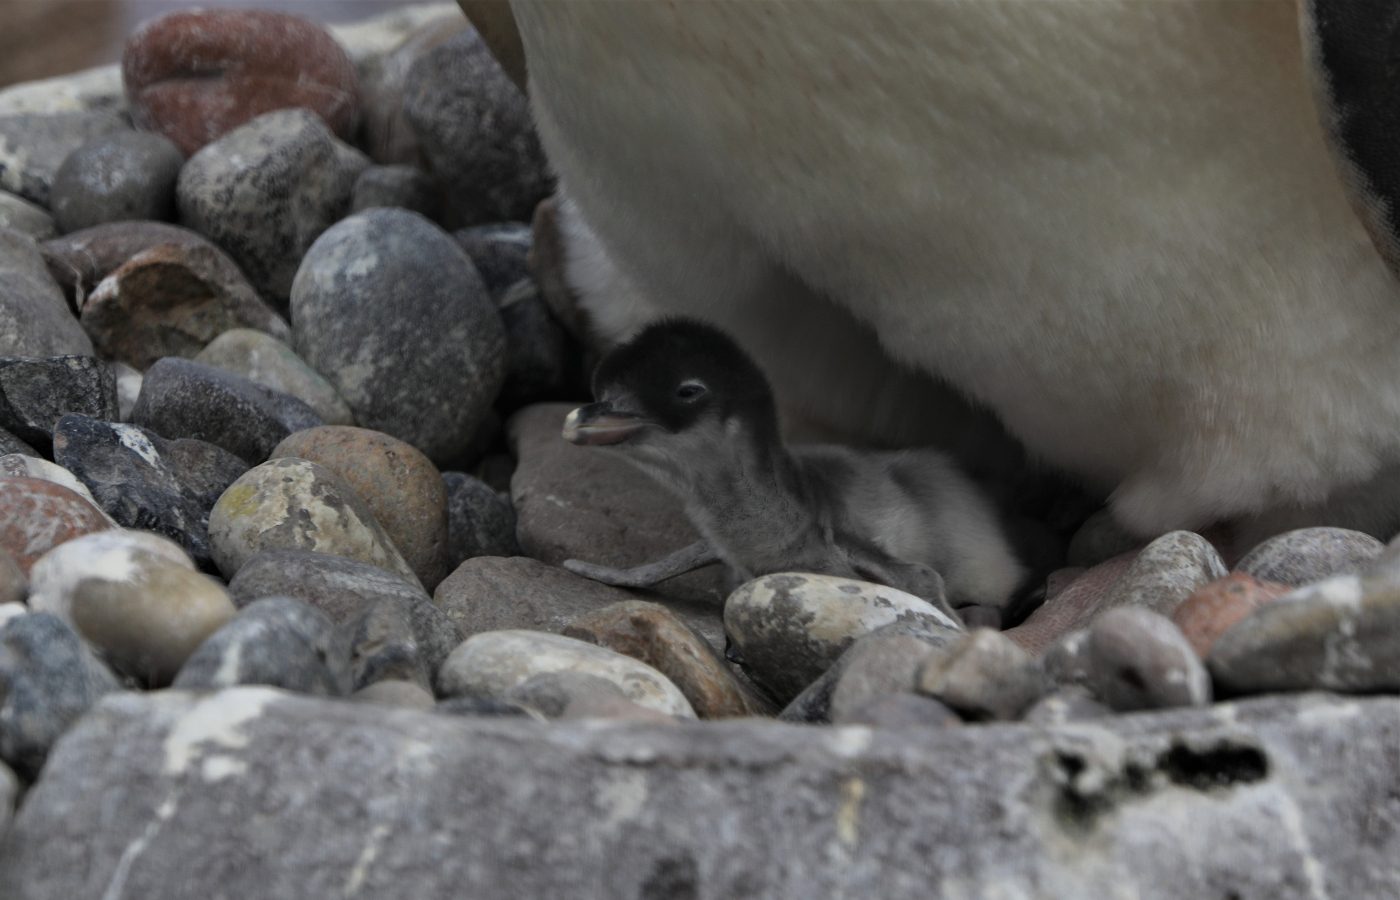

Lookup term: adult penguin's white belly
[510,0,1400,537]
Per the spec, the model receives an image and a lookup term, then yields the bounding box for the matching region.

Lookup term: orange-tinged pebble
[1171,573,1291,658]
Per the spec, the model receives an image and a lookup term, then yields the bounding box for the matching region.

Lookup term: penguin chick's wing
[563,539,719,588]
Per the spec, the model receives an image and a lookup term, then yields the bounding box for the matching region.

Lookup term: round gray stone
[0,612,121,779]
[50,131,183,233]
[0,228,93,358]
[402,30,551,227]
[176,109,368,300]
[290,207,505,463]
[1235,527,1383,588]
[1084,607,1211,711]
[194,329,353,426]
[131,357,322,465]
[173,596,350,695]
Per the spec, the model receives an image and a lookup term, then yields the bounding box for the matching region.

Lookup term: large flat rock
[2,689,1396,898]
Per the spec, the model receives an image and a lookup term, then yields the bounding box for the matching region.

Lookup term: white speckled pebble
[27,529,233,685]
[724,572,962,704]
[435,629,695,718]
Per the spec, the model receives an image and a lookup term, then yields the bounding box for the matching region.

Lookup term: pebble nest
[1,5,1399,878]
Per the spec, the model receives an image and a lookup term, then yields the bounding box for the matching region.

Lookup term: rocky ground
[1,4,1399,897]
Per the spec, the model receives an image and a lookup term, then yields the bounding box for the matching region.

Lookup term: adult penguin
[461,0,1400,549]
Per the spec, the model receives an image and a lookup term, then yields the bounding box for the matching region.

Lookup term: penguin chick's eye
[675,380,707,401]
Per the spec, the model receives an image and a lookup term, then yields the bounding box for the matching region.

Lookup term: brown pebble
[564,600,763,719]
[123,9,360,157]
[1171,573,1291,658]
[272,427,449,591]
[0,477,111,574]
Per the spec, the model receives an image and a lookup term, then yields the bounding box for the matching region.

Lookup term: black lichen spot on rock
[638,853,699,900]
[1050,740,1269,834]
[1159,741,1268,791]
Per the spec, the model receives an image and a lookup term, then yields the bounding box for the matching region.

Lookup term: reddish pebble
[1171,573,1291,658]
[0,477,112,574]
[122,9,360,156]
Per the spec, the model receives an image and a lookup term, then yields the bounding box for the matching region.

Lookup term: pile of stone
[1,5,1399,896]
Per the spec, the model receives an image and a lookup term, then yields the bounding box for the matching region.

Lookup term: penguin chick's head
[563,318,779,448]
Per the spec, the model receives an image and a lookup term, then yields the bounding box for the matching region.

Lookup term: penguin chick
[561,318,1027,621]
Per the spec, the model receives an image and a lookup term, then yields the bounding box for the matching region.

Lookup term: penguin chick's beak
[563,402,651,446]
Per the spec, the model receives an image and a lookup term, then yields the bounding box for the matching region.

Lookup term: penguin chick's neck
[621,415,828,579]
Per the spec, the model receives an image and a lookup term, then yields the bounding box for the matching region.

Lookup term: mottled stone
[778,620,959,724]
[209,458,420,588]
[436,630,695,718]
[0,453,103,512]
[0,66,124,117]
[349,599,428,690]
[0,228,93,358]
[916,628,1046,721]
[26,529,192,623]
[504,671,630,719]
[0,112,129,207]
[0,355,116,453]
[1171,574,1292,658]
[442,471,517,569]
[49,131,182,233]
[828,632,953,726]
[1009,531,1226,655]
[564,601,759,719]
[356,11,466,164]
[69,558,236,687]
[173,596,350,695]
[0,478,111,574]
[272,426,449,590]
[131,358,322,465]
[1210,574,1400,694]
[1234,527,1383,588]
[433,556,723,650]
[177,109,368,300]
[9,690,1395,897]
[195,329,352,427]
[351,679,435,711]
[403,30,551,227]
[290,207,505,463]
[507,403,725,604]
[80,242,290,370]
[0,191,55,240]
[453,222,530,299]
[53,415,248,568]
[227,550,457,676]
[725,572,961,705]
[123,8,360,156]
[0,613,120,778]
[40,221,209,306]
[1084,607,1212,711]
[351,164,436,217]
